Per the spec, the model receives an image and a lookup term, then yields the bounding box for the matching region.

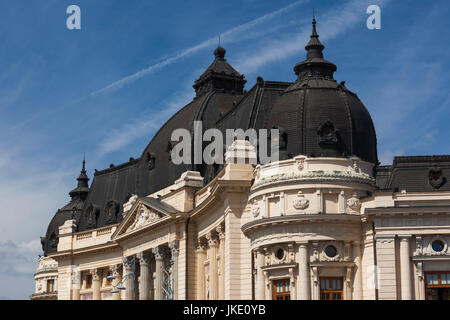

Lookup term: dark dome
[268,17,378,164]
[41,160,89,255]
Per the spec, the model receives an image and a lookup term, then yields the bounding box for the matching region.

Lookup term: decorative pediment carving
[126,205,162,232]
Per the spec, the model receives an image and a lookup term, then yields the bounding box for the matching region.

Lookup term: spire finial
[82,152,86,171]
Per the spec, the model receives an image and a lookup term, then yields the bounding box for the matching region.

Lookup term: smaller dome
[193,46,246,97]
[214,46,226,60]
[267,17,378,164]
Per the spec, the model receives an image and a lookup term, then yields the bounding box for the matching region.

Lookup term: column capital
[152,245,168,260]
[256,246,265,254]
[123,256,134,269]
[90,268,101,281]
[297,241,309,248]
[168,240,180,257]
[196,237,208,251]
[399,235,412,241]
[216,224,225,240]
[206,230,219,247]
[137,252,152,265]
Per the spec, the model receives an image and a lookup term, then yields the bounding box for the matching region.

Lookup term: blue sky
[0,0,449,299]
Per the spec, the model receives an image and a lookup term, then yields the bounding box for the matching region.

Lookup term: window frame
[47,279,55,293]
[320,277,343,300]
[272,279,291,300]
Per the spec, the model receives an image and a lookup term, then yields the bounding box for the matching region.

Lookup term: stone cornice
[48,242,119,259]
[251,170,375,191]
[241,214,361,235]
[365,206,450,215]
[189,179,252,220]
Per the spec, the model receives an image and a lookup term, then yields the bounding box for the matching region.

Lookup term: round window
[325,245,337,258]
[432,240,445,252]
[275,248,285,260]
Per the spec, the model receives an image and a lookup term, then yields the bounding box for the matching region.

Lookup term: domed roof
[41,159,89,255]
[267,17,378,164]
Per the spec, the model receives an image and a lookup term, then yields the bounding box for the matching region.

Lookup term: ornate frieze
[252,168,374,190]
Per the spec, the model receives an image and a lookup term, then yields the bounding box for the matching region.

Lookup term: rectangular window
[47,279,55,293]
[272,279,291,300]
[425,271,450,301]
[320,277,343,300]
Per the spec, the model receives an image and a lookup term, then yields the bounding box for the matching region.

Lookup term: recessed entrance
[272,279,291,300]
[426,272,450,300]
[320,277,343,300]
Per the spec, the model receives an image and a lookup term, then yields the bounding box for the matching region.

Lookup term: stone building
[32,18,450,300]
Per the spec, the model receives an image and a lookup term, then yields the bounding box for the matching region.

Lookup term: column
[289,267,296,300]
[169,240,179,300]
[256,248,265,300]
[196,239,207,299]
[111,265,121,300]
[72,270,81,300]
[353,241,363,300]
[138,252,151,300]
[297,242,310,300]
[152,246,164,300]
[123,257,134,300]
[216,225,225,300]
[206,231,219,300]
[263,271,270,300]
[91,269,101,300]
[399,235,412,300]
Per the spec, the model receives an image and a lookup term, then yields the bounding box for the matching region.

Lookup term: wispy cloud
[80,0,310,100]
[97,0,387,155]
[236,0,389,73]
[0,239,42,300]
[97,88,195,155]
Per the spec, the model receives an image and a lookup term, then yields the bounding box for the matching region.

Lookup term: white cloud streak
[98,0,386,155]
[81,0,310,99]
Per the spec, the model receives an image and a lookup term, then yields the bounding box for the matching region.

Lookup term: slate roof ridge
[94,157,140,176]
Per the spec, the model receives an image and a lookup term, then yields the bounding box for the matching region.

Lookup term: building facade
[32,19,450,300]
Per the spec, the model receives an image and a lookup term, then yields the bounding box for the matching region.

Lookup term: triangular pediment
[112,197,178,239]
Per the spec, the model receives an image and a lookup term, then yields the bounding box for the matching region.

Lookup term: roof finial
[304,12,324,60]
[82,152,86,172]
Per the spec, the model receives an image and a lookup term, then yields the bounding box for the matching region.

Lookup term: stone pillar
[353,241,363,300]
[196,239,207,300]
[216,225,225,300]
[297,242,310,300]
[123,256,134,300]
[91,269,101,300]
[152,246,164,300]
[256,248,265,300]
[263,271,270,300]
[138,252,151,300]
[206,231,219,300]
[169,240,179,300]
[399,235,412,300]
[289,267,296,300]
[111,265,121,300]
[72,270,81,300]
